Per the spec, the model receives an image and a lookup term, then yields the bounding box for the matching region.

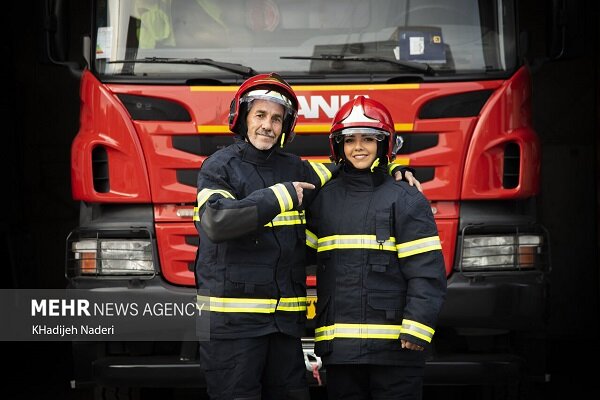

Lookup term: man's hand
[401,339,425,351]
[292,182,316,206]
[394,170,423,193]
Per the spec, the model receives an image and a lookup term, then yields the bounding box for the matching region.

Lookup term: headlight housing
[66,229,155,277]
[458,225,549,272]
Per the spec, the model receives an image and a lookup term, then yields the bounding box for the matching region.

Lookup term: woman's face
[343,133,378,170]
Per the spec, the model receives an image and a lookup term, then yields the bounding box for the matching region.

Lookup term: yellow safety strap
[315,323,403,341]
[312,234,442,258]
[276,297,307,312]
[197,296,307,313]
[316,235,397,252]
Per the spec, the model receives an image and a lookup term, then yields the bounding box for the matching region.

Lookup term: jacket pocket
[225,264,275,297]
[365,252,404,291]
[366,292,404,352]
[367,291,404,322]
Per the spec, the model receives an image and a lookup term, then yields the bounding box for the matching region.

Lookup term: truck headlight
[70,239,154,276]
[460,234,544,271]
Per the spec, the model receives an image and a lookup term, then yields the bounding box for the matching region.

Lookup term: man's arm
[194,158,313,243]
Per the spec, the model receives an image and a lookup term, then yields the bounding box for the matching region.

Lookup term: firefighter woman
[306,96,447,399]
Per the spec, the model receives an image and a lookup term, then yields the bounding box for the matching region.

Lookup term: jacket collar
[234,138,279,165]
[339,164,386,191]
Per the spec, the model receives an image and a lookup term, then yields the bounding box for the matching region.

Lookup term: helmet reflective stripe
[264,211,305,227]
[317,235,398,252]
[315,323,403,341]
[396,236,442,258]
[193,189,236,221]
[308,161,333,187]
[401,319,435,343]
[341,104,381,125]
[242,89,295,110]
[331,127,389,144]
[269,183,294,213]
[276,297,307,312]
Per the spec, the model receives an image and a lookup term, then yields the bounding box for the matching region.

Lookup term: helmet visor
[331,127,388,144]
[241,89,295,111]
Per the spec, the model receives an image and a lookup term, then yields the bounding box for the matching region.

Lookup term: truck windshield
[93,0,517,81]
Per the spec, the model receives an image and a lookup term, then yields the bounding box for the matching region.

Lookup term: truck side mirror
[42,0,85,76]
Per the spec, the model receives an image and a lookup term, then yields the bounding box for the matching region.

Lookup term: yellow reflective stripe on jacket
[264,211,305,227]
[193,189,235,221]
[308,161,333,187]
[396,236,442,258]
[317,235,397,252]
[197,296,307,313]
[269,183,293,213]
[401,319,435,343]
[315,323,403,341]
[276,297,307,312]
[197,296,277,313]
[305,229,318,249]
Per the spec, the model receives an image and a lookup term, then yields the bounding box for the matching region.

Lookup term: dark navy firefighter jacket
[306,166,447,367]
[193,139,333,339]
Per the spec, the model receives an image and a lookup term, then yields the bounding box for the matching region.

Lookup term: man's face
[246,99,284,150]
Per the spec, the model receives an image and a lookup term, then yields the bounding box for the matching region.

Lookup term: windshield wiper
[281,54,434,75]
[107,57,257,77]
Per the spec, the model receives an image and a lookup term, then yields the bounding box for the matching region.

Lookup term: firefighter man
[193,73,322,400]
[306,96,447,399]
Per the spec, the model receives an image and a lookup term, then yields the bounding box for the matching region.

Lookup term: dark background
[0,1,598,399]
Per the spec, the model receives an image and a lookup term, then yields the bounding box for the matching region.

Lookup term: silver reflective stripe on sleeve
[305,229,318,249]
[308,161,333,187]
[193,189,235,221]
[269,183,294,213]
[265,211,305,227]
[401,319,435,343]
[396,236,442,258]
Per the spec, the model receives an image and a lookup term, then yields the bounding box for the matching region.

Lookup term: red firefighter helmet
[228,73,298,147]
[329,96,402,164]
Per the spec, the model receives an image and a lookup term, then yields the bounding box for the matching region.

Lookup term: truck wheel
[94,386,141,400]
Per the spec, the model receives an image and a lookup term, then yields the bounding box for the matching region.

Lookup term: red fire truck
[47,0,551,397]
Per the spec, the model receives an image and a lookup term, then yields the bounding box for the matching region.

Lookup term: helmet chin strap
[280,132,286,148]
[370,158,380,172]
